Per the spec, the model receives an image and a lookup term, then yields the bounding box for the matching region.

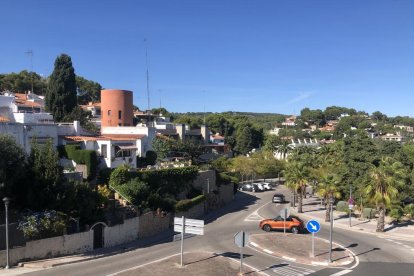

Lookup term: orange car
[259,215,304,234]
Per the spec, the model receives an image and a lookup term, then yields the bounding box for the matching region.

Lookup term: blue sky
[1,0,414,116]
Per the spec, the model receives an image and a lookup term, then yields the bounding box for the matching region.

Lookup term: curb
[248,236,354,267]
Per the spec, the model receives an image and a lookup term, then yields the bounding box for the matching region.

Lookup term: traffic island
[115,252,264,276]
[249,233,355,267]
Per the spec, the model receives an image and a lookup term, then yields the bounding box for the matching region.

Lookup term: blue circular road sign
[306,220,321,233]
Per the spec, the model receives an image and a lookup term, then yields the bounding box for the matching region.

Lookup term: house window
[118,110,122,120]
[108,110,112,116]
[101,144,107,158]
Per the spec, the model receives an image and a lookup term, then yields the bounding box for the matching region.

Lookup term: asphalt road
[23,185,414,276]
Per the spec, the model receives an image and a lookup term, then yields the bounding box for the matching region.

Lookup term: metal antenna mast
[25,49,34,98]
[145,39,151,126]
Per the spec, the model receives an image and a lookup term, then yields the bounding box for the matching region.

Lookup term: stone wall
[175,202,205,219]
[138,211,171,239]
[218,183,234,206]
[193,170,217,193]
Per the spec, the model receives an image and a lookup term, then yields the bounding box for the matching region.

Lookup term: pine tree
[45,54,77,122]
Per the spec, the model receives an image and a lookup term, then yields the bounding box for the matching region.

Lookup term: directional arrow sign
[306,220,321,233]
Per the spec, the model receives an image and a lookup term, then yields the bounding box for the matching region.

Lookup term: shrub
[404,204,414,219]
[61,144,98,178]
[363,208,376,219]
[336,201,348,212]
[175,195,206,212]
[389,207,404,221]
[18,210,66,240]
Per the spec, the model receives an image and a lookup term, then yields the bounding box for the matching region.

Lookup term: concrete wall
[0,231,93,266]
[138,211,171,239]
[104,217,139,248]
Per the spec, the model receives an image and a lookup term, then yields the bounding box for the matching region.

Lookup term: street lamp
[328,196,334,263]
[3,197,10,269]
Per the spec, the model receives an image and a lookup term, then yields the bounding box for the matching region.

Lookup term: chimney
[201,125,209,144]
[176,124,185,141]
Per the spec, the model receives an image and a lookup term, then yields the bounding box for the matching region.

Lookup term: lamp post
[349,185,352,227]
[3,197,10,269]
[328,196,334,263]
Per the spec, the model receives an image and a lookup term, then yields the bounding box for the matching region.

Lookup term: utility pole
[144,39,151,126]
[25,49,34,98]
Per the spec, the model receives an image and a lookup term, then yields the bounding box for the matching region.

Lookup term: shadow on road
[220,252,253,259]
[203,191,261,225]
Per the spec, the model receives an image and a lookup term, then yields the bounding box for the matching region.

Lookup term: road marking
[244,201,270,221]
[329,269,353,276]
[312,261,329,266]
[263,249,273,254]
[282,256,296,262]
[341,260,352,265]
[403,245,412,249]
[411,249,414,252]
[394,242,403,245]
[385,239,394,242]
[270,263,315,276]
[250,242,259,247]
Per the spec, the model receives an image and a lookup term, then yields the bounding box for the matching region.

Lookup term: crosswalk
[269,263,315,276]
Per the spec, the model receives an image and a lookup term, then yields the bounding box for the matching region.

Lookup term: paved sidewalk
[291,195,414,241]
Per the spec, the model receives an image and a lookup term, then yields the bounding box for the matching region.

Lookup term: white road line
[394,242,403,245]
[385,239,394,242]
[329,269,353,276]
[403,245,412,249]
[264,249,273,254]
[244,201,270,221]
[282,256,296,262]
[250,242,259,247]
[312,261,329,266]
[411,249,414,252]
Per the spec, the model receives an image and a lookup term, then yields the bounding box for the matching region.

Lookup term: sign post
[306,220,321,258]
[174,217,204,267]
[280,208,290,234]
[234,231,248,275]
[348,197,354,227]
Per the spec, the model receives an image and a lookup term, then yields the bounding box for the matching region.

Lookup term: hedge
[60,144,98,179]
[336,201,349,212]
[175,194,206,212]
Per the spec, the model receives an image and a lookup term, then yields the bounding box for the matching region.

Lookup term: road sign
[174,216,205,267]
[279,208,290,219]
[348,204,354,210]
[174,217,205,235]
[306,220,321,233]
[348,198,355,205]
[234,231,249,248]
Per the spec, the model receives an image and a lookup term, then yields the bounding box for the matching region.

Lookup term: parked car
[238,183,262,192]
[261,182,272,190]
[254,183,265,192]
[259,215,304,234]
[272,193,285,203]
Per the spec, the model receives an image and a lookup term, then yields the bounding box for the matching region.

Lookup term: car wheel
[263,224,271,232]
[252,188,256,192]
[291,226,299,234]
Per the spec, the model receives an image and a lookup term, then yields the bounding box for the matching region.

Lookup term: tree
[0,135,27,206]
[365,157,404,232]
[45,54,77,122]
[275,140,293,160]
[236,126,253,154]
[26,139,65,210]
[284,161,309,213]
[316,170,341,221]
[76,76,102,104]
[152,137,175,160]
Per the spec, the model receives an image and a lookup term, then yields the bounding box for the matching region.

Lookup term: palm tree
[317,170,341,222]
[365,157,404,232]
[285,161,309,213]
[276,139,293,160]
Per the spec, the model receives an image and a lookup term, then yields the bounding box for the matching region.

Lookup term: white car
[261,182,272,190]
[254,183,265,191]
